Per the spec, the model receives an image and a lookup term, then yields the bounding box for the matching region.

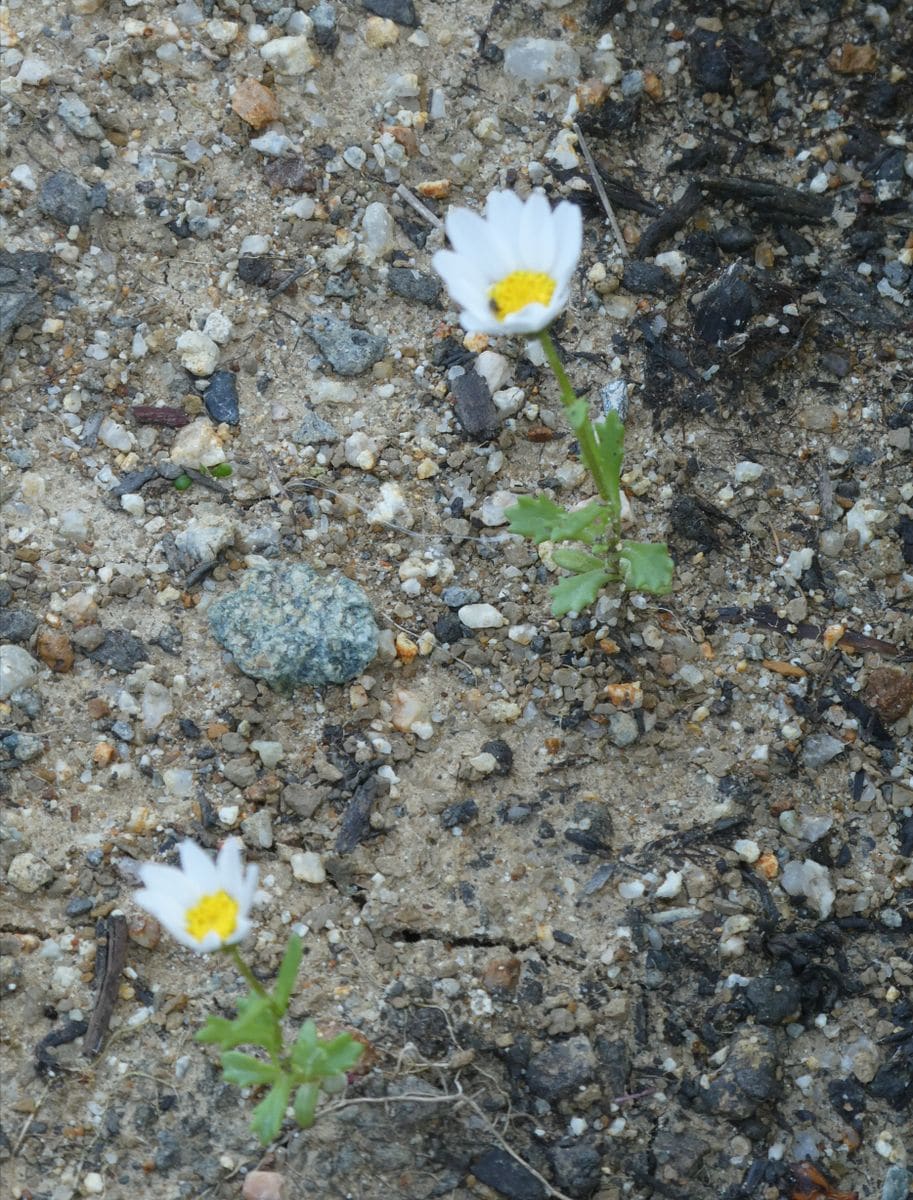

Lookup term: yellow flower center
[185,890,239,943]
[488,270,556,320]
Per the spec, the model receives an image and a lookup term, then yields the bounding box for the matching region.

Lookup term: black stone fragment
[868,1046,913,1111]
[85,629,149,673]
[39,171,93,228]
[471,1147,546,1200]
[335,776,380,854]
[526,1036,596,1101]
[744,971,802,1025]
[441,798,478,828]
[480,738,513,775]
[35,1019,89,1074]
[387,266,441,305]
[669,495,722,549]
[451,370,501,441]
[237,256,274,286]
[204,371,240,426]
[434,612,467,644]
[361,0,416,27]
[691,33,732,93]
[109,467,157,498]
[696,1025,781,1120]
[623,261,677,297]
[548,1138,602,1199]
[715,225,755,252]
[692,263,760,344]
[0,609,38,643]
[585,0,623,28]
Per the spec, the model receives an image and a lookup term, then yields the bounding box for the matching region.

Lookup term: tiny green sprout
[173,474,193,491]
[208,463,232,478]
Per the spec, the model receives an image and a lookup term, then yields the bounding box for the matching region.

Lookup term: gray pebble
[451,370,501,441]
[208,562,378,690]
[293,406,340,445]
[882,1166,911,1200]
[240,809,274,849]
[0,610,38,643]
[526,1035,596,1101]
[697,1025,781,1120]
[39,170,93,228]
[362,0,417,27]
[85,629,150,673]
[387,267,441,305]
[608,711,639,748]
[802,732,845,770]
[441,586,480,608]
[306,313,387,376]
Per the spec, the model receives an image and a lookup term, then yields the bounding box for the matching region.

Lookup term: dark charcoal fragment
[362,0,416,27]
[622,261,677,297]
[387,266,441,305]
[548,1138,602,1199]
[585,0,623,28]
[827,1075,867,1131]
[897,516,913,566]
[451,370,501,441]
[691,33,732,93]
[109,467,157,498]
[471,1147,546,1200]
[335,776,380,854]
[868,1048,913,1111]
[39,171,93,229]
[0,610,38,643]
[132,405,191,427]
[697,1025,781,1120]
[480,738,513,775]
[744,971,802,1025]
[85,630,149,673]
[204,371,240,426]
[670,496,722,549]
[651,1128,710,1184]
[716,225,755,252]
[526,1035,596,1101]
[441,798,478,828]
[237,256,274,286]
[434,612,466,644]
[692,262,760,344]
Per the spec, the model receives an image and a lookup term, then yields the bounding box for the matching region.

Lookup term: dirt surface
[1,1,912,1198]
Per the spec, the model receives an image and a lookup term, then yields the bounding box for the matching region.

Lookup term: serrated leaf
[293,1082,320,1129]
[619,541,675,595]
[250,1076,292,1146]
[272,933,303,1014]
[505,495,565,544]
[593,412,624,481]
[316,1033,363,1077]
[197,993,281,1056]
[221,1050,279,1088]
[290,1020,320,1077]
[549,501,608,544]
[551,548,605,574]
[551,568,611,617]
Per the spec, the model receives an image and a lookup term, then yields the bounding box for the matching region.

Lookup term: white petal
[458,306,503,336]
[134,890,193,943]
[178,840,220,892]
[499,302,554,336]
[446,208,511,278]
[549,201,583,286]
[517,191,555,272]
[485,189,524,235]
[432,250,491,314]
[216,838,244,896]
[226,915,253,947]
[193,931,225,953]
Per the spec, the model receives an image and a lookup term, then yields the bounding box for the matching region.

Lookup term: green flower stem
[225,945,272,1005]
[537,329,622,540]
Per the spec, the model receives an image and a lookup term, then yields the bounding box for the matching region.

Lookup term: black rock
[204,371,240,426]
[0,582,12,606]
[154,1130,181,1170]
[433,612,466,644]
[387,266,441,305]
[39,171,93,229]
[651,1128,710,1184]
[110,467,157,498]
[237,255,274,286]
[65,897,95,918]
[310,1,338,52]
[868,1052,913,1111]
[744,972,802,1025]
[715,225,755,252]
[452,370,501,441]
[0,249,51,343]
[362,0,417,27]
[0,609,38,643]
[441,798,478,828]
[697,1025,781,1120]
[691,33,732,93]
[526,1036,596,1101]
[471,1147,546,1200]
[86,629,150,673]
[669,495,721,549]
[623,261,677,297]
[548,1138,602,1199]
[692,263,760,344]
[480,738,513,775]
[585,0,624,28]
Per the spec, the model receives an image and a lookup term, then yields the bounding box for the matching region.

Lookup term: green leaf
[221,1051,280,1088]
[505,495,565,544]
[196,993,281,1057]
[290,1020,320,1077]
[619,541,675,595]
[272,934,303,1014]
[315,1033,363,1077]
[549,501,608,545]
[208,463,232,478]
[551,569,611,617]
[564,397,589,431]
[593,412,624,481]
[173,474,193,491]
[551,548,605,574]
[250,1076,292,1146]
[292,1082,320,1129]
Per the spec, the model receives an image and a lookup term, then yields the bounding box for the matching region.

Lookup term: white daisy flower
[432,189,583,336]
[134,838,258,954]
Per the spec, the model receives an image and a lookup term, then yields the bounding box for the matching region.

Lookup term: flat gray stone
[306,314,387,376]
[208,563,378,690]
